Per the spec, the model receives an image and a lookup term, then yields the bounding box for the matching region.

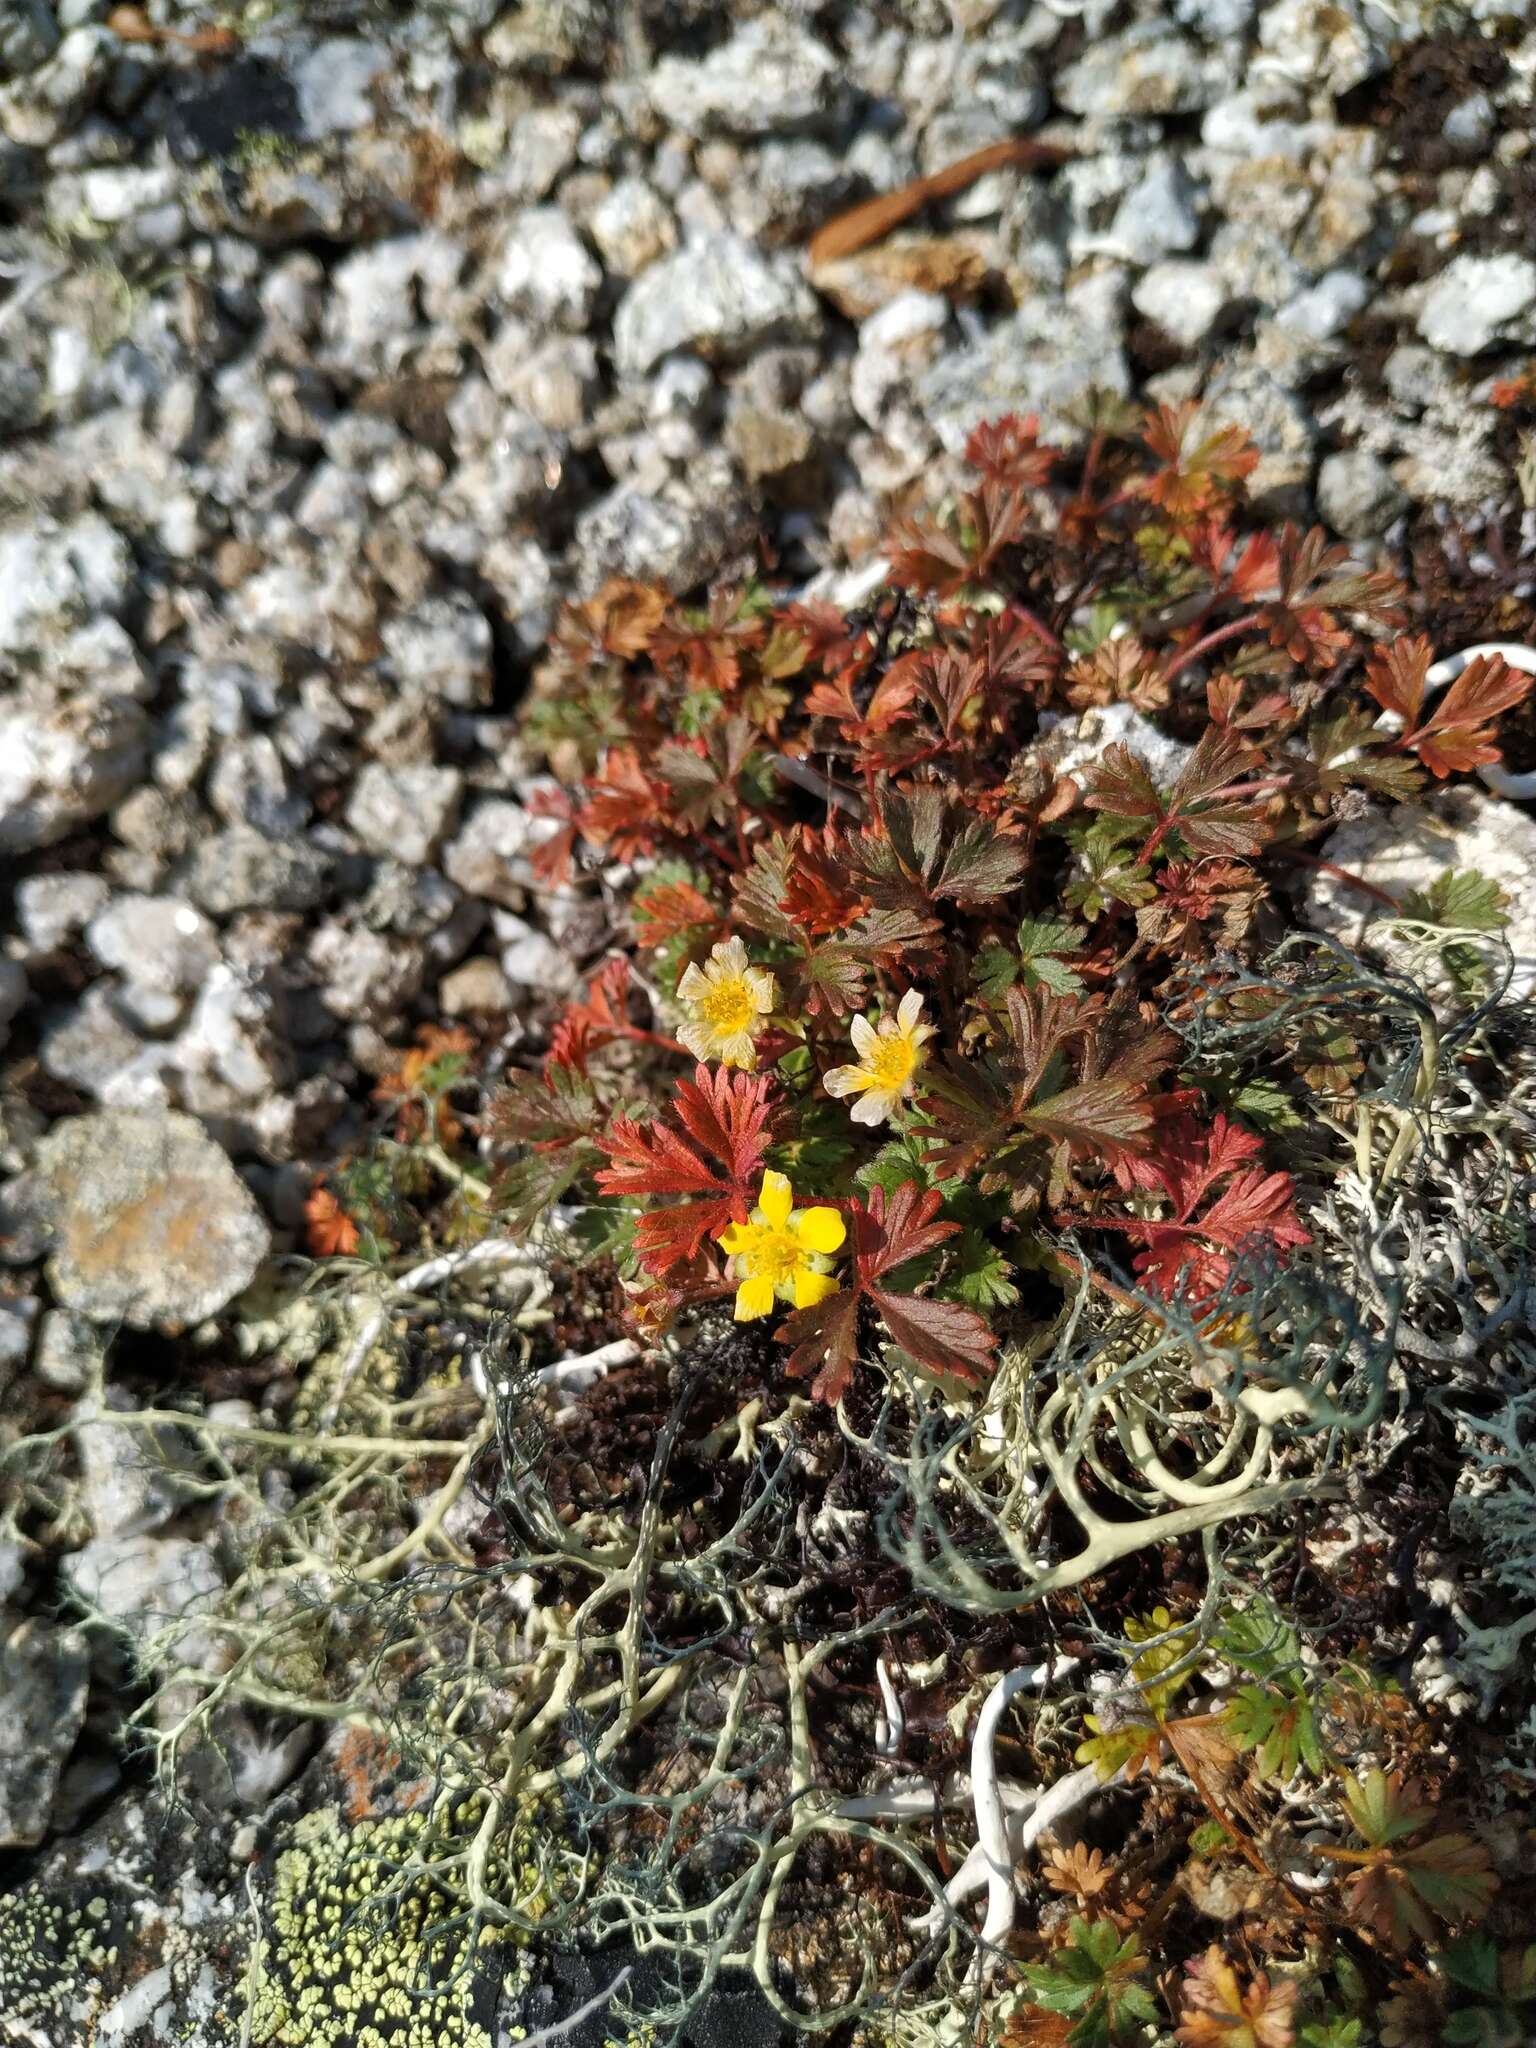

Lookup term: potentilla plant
[491,402,1532,1406]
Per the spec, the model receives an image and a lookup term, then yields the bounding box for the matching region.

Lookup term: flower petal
[822,1064,868,1098]
[897,988,925,1035]
[718,1033,758,1070]
[717,1223,750,1255]
[735,1274,775,1321]
[849,1014,879,1058]
[793,1206,847,1255]
[850,1091,893,1126]
[746,969,777,1012]
[793,1267,840,1310]
[714,935,749,977]
[758,1169,793,1228]
[677,962,708,1002]
[677,1021,713,1062]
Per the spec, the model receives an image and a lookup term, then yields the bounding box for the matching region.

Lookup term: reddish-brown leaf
[1176,1948,1297,2048]
[595,1066,776,1276]
[304,1183,360,1258]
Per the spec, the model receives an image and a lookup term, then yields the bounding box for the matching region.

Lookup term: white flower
[675,936,776,1069]
[823,989,935,1125]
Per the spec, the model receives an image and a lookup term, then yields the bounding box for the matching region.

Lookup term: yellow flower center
[700,978,756,1034]
[866,1036,917,1091]
[734,1223,804,1286]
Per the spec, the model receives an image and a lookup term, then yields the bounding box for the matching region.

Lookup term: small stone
[172,965,295,1101]
[439,956,513,1017]
[646,15,839,137]
[497,915,578,995]
[308,923,426,1026]
[37,985,149,1103]
[23,1109,271,1328]
[291,36,389,137]
[72,1385,203,1541]
[1418,253,1536,358]
[494,208,601,333]
[1104,154,1202,265]
[1305,785,1536,1000]
[62,1532,222,1650]
[1045,701,1193,787]
[1275,269,1369,342]
[724,405,814,482]
[85,896,219,997]
[180,829,332,916]
[1057,22,1230,117]
[345,762,464,865]
[588,175,677,277]
[0,683,147,852]
[1200,361,1317,512]
[381,593,493,708]
[0,514,132,655]
[612,232,821,378]
[0,1293,37,1391]
[0,1617,90,1849]
[1255,0,1385,95]
[34,1308,97,1394]
[442,797,559,907]
[1132,260,1229,347]
[1316,448,1408,539]
[919,276,1131,447]
[573,466,752,590]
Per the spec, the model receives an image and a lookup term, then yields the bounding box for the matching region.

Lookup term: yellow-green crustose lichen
[249,1805,531,2048]
[0,1888,119,2039]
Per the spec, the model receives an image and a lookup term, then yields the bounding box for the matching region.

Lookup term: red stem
[1160,612,1264,684]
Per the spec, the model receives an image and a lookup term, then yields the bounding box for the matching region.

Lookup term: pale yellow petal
[718,1032,758,1070]
[746,968,777,1012]
[713,935,749,977]
[793,1267,840,1310]
[677,1020,714,1062]
[849,1013,879,1059]
[677,962,709,1003]
[793,1206,847,1255]
[896,988,925,1035]
[822,1064,869,1098]
[735,1274,775,1321]
[850,1090,894,1126]
[758,1169,793,1228]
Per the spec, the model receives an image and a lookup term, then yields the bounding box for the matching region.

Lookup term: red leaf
[1077,1114,1309,1305]
[1367,637,1532,779]
[779,1182,994,1401]
[305,1183,360,1258]
[547,957,630,1071]
[576,747,669,861]
[594,1066,775,1277]
[965,411,1060,489]
[631,877,720,952]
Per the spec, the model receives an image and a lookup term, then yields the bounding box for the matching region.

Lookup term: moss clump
[249,1805,530,2048]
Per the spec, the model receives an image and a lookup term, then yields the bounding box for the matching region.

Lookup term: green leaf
[942,1227,1019,1309]
[1213,1598,1304,1689]
[1342,1769,1432,1849]
[856,1136,936,1197]
[1064,824,1156,920]
[1401,868,1509,932]
[1299,2021,1364,2047]
[1223,1684,1324,1780]
[1228,1077,1304,1132]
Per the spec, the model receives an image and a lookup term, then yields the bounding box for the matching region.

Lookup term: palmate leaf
[1223,1684,1324,1781]
[799,907,942,1018]
[858,785,1029,908]
[1365,636,1531,778]
[1176,1948,1298,2048]
[1082,727,1271,861]
[594,1065,775,1276]
[1020,1918,1158,2046]
[779,1180,994,1404]
[1401,867,1509,933]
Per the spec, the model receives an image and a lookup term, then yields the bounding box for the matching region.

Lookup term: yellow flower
[717,1170,846,1321]
[676,936,776,1070]
[823,989,935,1125]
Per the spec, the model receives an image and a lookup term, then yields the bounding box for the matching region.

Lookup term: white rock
[1045,701,1194,787]
[1418,253,1536,357]
[495,207,602,330]
[612,232,821,378]
[646,15,840,136]
[589,176,677,277]
[1132,260,1229,347]
[1057,23,1230,116]
[1276,269,1369,342]
[0,514,132,655]
[345,762,463,865]
[443,797,559,908]
[1304,786,1536,999]
[1316,448,1407,539]
[1103,154,1202,266]
[1254,0,1389,95]
[0,686,147,852]
[85,895,220,997]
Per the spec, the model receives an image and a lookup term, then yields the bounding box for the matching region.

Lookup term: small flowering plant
[488,402,1532,1406]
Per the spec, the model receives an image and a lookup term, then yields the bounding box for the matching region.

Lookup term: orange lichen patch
[334,1726,429,1824]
